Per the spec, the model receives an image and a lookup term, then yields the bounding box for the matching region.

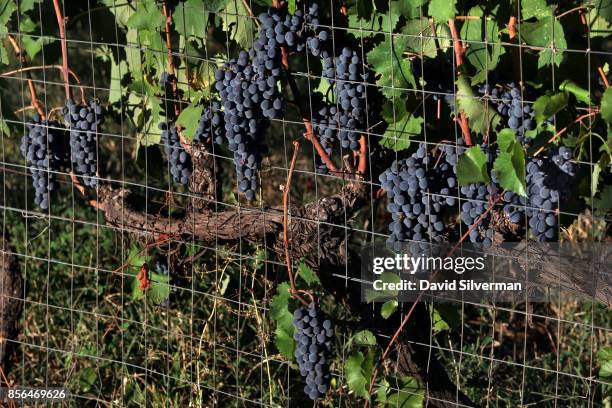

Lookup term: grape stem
[365,192,503,407]
[283,140,310,307]
[507,16,517,39]
[448,19,473,146]
[598,66,610,88]
[52,0,71,101]
[533,111,599,156]
[556,5,590,19]
[6,35,25,63]
[27,80,45,119]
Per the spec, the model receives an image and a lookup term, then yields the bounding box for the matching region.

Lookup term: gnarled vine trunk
[0,230,22,376]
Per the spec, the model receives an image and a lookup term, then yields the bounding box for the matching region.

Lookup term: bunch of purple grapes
[20,115,70,209]
[293,305,334,400]
[64,100,104,187]
[159,121,191,185]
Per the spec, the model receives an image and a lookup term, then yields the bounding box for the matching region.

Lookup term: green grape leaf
[385,377,424,408]
[455,76,501,135]
[297,260,320,285]
[288,0,296,13]
[601,87,612,125]
[130,268,170,304]
[345,351,375,399]
[559,79,591,104]
[126,0,165,30]
[521,0,551,20]
[0,0,16,35]
[127,245,148,268]
[380,110,424,151]
[18,0,41,13]
[457,145,491,186]
[125,247,169,304]
[353,330,377,346]
[367,34,416,99]
[270,282,295,360]
[21,35,46,59]
[174,0,209,38]
[176,101,204,140]
[356,0,374,19]
[380,300,398,319]
[433,304,461,330]
[348,6,400,36]
[402,18,438,59]
[494,129,527,197]
[109,59,129,104]
[0,45,7,66]
[533,91,568,125]
[429,305,450,333]
[220,0,255,49]
[592,0,612,23]
[592,159,604,197]
[588,0,612,37]
[19,17,37,33]
[101,0,134,28]
[396,0,427,19]
[130,79,163,146]
[365,272,400,302]
[428,0,457,22]
[460,7,504,85]
[520,16,567,68]
[0,118,9,137]
[139,29,166,74]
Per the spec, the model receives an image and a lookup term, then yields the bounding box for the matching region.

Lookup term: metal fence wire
[0,0,610,407]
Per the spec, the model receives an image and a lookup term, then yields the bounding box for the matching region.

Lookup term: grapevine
[1,0,610,407]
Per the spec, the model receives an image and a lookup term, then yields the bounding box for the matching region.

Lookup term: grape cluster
[64,100,104,187]
[293,305,333,400]
[213,3,321,199]
[252,6,309,121]
[159,121,191,185]
[215,55,265,201]
[303,4,369,154]
[479,83,536,141]
[324,47,369,151]
[20,116,70,209]
[193,101,224,145]
[379,143,456,249]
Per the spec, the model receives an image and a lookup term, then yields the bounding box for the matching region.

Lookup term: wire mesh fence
[0,0,610,407]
